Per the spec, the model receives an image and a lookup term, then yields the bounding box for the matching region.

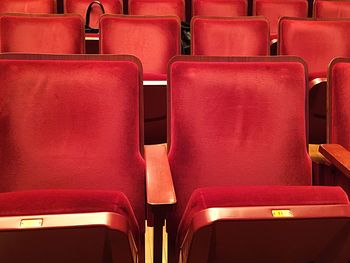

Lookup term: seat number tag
[20,219,43,228]
[271,210,293,217]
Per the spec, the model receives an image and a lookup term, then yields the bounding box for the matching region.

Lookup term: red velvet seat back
[278,18,350,81]
[314,0,350,19]
[0,54,145,230]
[168,56,311,235]
[0,14,84,54]
[64,0,122,29]
[328,58,350,149]
[192,0,247,17]
[129,0,185,21]
[100,15,180,79]
[253,0,308,40]
[0,0,55,14]
[191,17,269,56]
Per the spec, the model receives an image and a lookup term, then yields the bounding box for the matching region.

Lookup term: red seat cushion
[177,186,349,245]
[278,18,350,81]
[144,72,167,81]
[0,55,145,234]
[191,17,269,56]
[129,0,185,21]
[0,14,85,54]
[192,0,247,17]
[309,71,327,83]
[314,0,350,19]
[0,189,139,238]
[0,0,55,14]
[168,58,312,240]
[100,15,180,78]
[254,0,308,39]
[329,59,350,149]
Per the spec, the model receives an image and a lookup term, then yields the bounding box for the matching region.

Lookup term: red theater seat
[64,0,122,29]
[0,53,149,263]
[314,0,350,18]
[129,0,185,20]
[100,15,181,144]
[327,58,350,149]
[253,0,308,45]
[100,15,180,80]
[145,56,350,262]
[191,16,269,56]
[0,14,85,54]
[319,59,350,197]
[192,0,247,17]
[278,18,350,84]
[278,17,350,143]
[0,0,55,14]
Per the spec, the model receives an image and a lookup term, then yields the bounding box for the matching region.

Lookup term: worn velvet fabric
[191,17,269,56]
[168,57,311,243]
[279,18,350,82]
[314,0,350,19]
[100,15,180,79]
[129,0,185,21]
[329,60,350,149]
[0,0,55,14]
[144,72,167,81]
[0,55,145,233]
[177,185,349,246]
[192,0,247,17]
[64,0,122,29]
[254,0,308,40]
[0,14,84,54]
[0,189,139,239]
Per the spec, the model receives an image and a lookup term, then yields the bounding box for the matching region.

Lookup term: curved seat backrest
[0,14,85,54]
[167,56,311,236]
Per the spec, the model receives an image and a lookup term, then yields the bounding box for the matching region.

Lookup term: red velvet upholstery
[0,0,55,14]
[328,58,350,149]
[167,56,311,252]
[314,0,350,19]
[178,185,349,245]
[0,14,84,54]
[278,18,350,144]
[191,17,269,56]
[192,0,247,17]
[129,0,185,21]
[100,15,180,79]
[253,0,308,41]
[0,189,139,238]
[64,0,122,29]
[0,54,145,237]
[100,15,180,145]
[278,18,350,82]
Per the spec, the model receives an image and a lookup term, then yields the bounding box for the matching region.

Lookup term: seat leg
[153,216,165,263]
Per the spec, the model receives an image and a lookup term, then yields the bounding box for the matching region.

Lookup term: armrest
[144,144,176,206]
[319,144,350,179]
[145,144,175,263]
[309,144,331,165]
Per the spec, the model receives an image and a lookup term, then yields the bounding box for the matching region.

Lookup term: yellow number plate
[20,219,43,228]
[271,210,293,218]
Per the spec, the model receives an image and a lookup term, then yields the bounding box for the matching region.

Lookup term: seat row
[1,13,349,145]
[2,0,350,29]
[0,54,350,263]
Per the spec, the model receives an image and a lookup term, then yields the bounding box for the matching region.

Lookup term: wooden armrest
[309,144,331,165]
[319,144,350,179]
[145,144,175,262]
[145,144,176,206]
